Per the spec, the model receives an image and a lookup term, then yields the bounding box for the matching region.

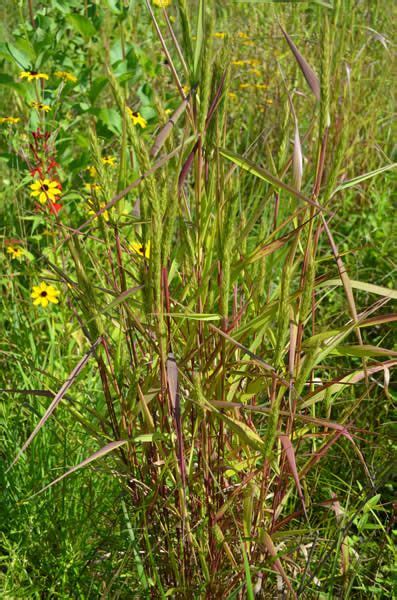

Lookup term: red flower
[30,166,43,177]
[49,203,62,215]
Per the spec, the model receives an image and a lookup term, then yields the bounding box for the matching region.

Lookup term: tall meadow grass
[1,0,396,596]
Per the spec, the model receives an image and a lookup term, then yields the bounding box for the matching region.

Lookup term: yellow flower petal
[54,71,77,83]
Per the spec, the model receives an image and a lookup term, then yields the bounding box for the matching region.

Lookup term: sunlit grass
[0,0,395,597]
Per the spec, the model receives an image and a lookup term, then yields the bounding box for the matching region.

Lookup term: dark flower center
[132,111,139,117]
[40,291,48,297]
[30,71,38,75]
[139,246,144,254]
[42,184,49,191]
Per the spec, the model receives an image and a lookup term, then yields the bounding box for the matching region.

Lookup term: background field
[0,1,396,598]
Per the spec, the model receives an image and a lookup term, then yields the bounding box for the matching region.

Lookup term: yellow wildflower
[30,179,62,204]
[232,60,246,67]
[249,69,261,77]
[102,156,116,167]
[237,32,249,39]
[153,0,171,6]
[127,108,147,128]
[130,241,150,258]
[88,202,109,222]
[20,70,49,82]
[6,246,25,259]
[0,117,20,124]
[30,101,51,112]
[266,99,273,105]
[239,83,251,89]
[84,182,102,193]
[214,32,225,39]
[255,84,268,90]
[243,40,255,47]
[54,71,77,83]
[31,281,60,307]
[247,59,260,67]
[228,92,237,101]
[85,165,98,178]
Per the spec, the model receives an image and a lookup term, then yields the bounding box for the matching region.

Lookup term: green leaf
[242,543,254,600]
[332,345,397,358]
[132,433,168,443]
[363,494,381,512]
[66,14,96,38]
[331,163,397,196]
[102,285,142,314]
[318,278,397,300]
[98,107,122,134]
[6,39,36,68]
[300,360,397,409]
[167,312,221,321]
[106,0,123,14]
[121,499,150,591]
[218,413,265,452]
[220,148,322,210]
[193,0,205,79]
[89,77,109,104]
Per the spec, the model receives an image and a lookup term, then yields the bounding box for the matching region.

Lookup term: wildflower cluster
[3,65,150,311]
[228,51,273,108]
[16,70,65,306]
[28,129,62,215]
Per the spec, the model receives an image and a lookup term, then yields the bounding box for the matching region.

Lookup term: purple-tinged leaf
[7,337,102,471]
[263,532,297,598]
[166,353,186,488]
[280,434,307,517]
[280,26,320,101]
[32,440,128,497]
[178,140,199,190]
[150,90,195,157]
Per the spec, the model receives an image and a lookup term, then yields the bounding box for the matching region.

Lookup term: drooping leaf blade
[331,163,396,196]
[32,440,128,497]
[318,278,397,300]
[7,338,102,471]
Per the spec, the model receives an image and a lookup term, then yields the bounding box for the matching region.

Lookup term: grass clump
[0,0,396,597]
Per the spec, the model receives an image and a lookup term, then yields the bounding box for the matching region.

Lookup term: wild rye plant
[2,0,396,597]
